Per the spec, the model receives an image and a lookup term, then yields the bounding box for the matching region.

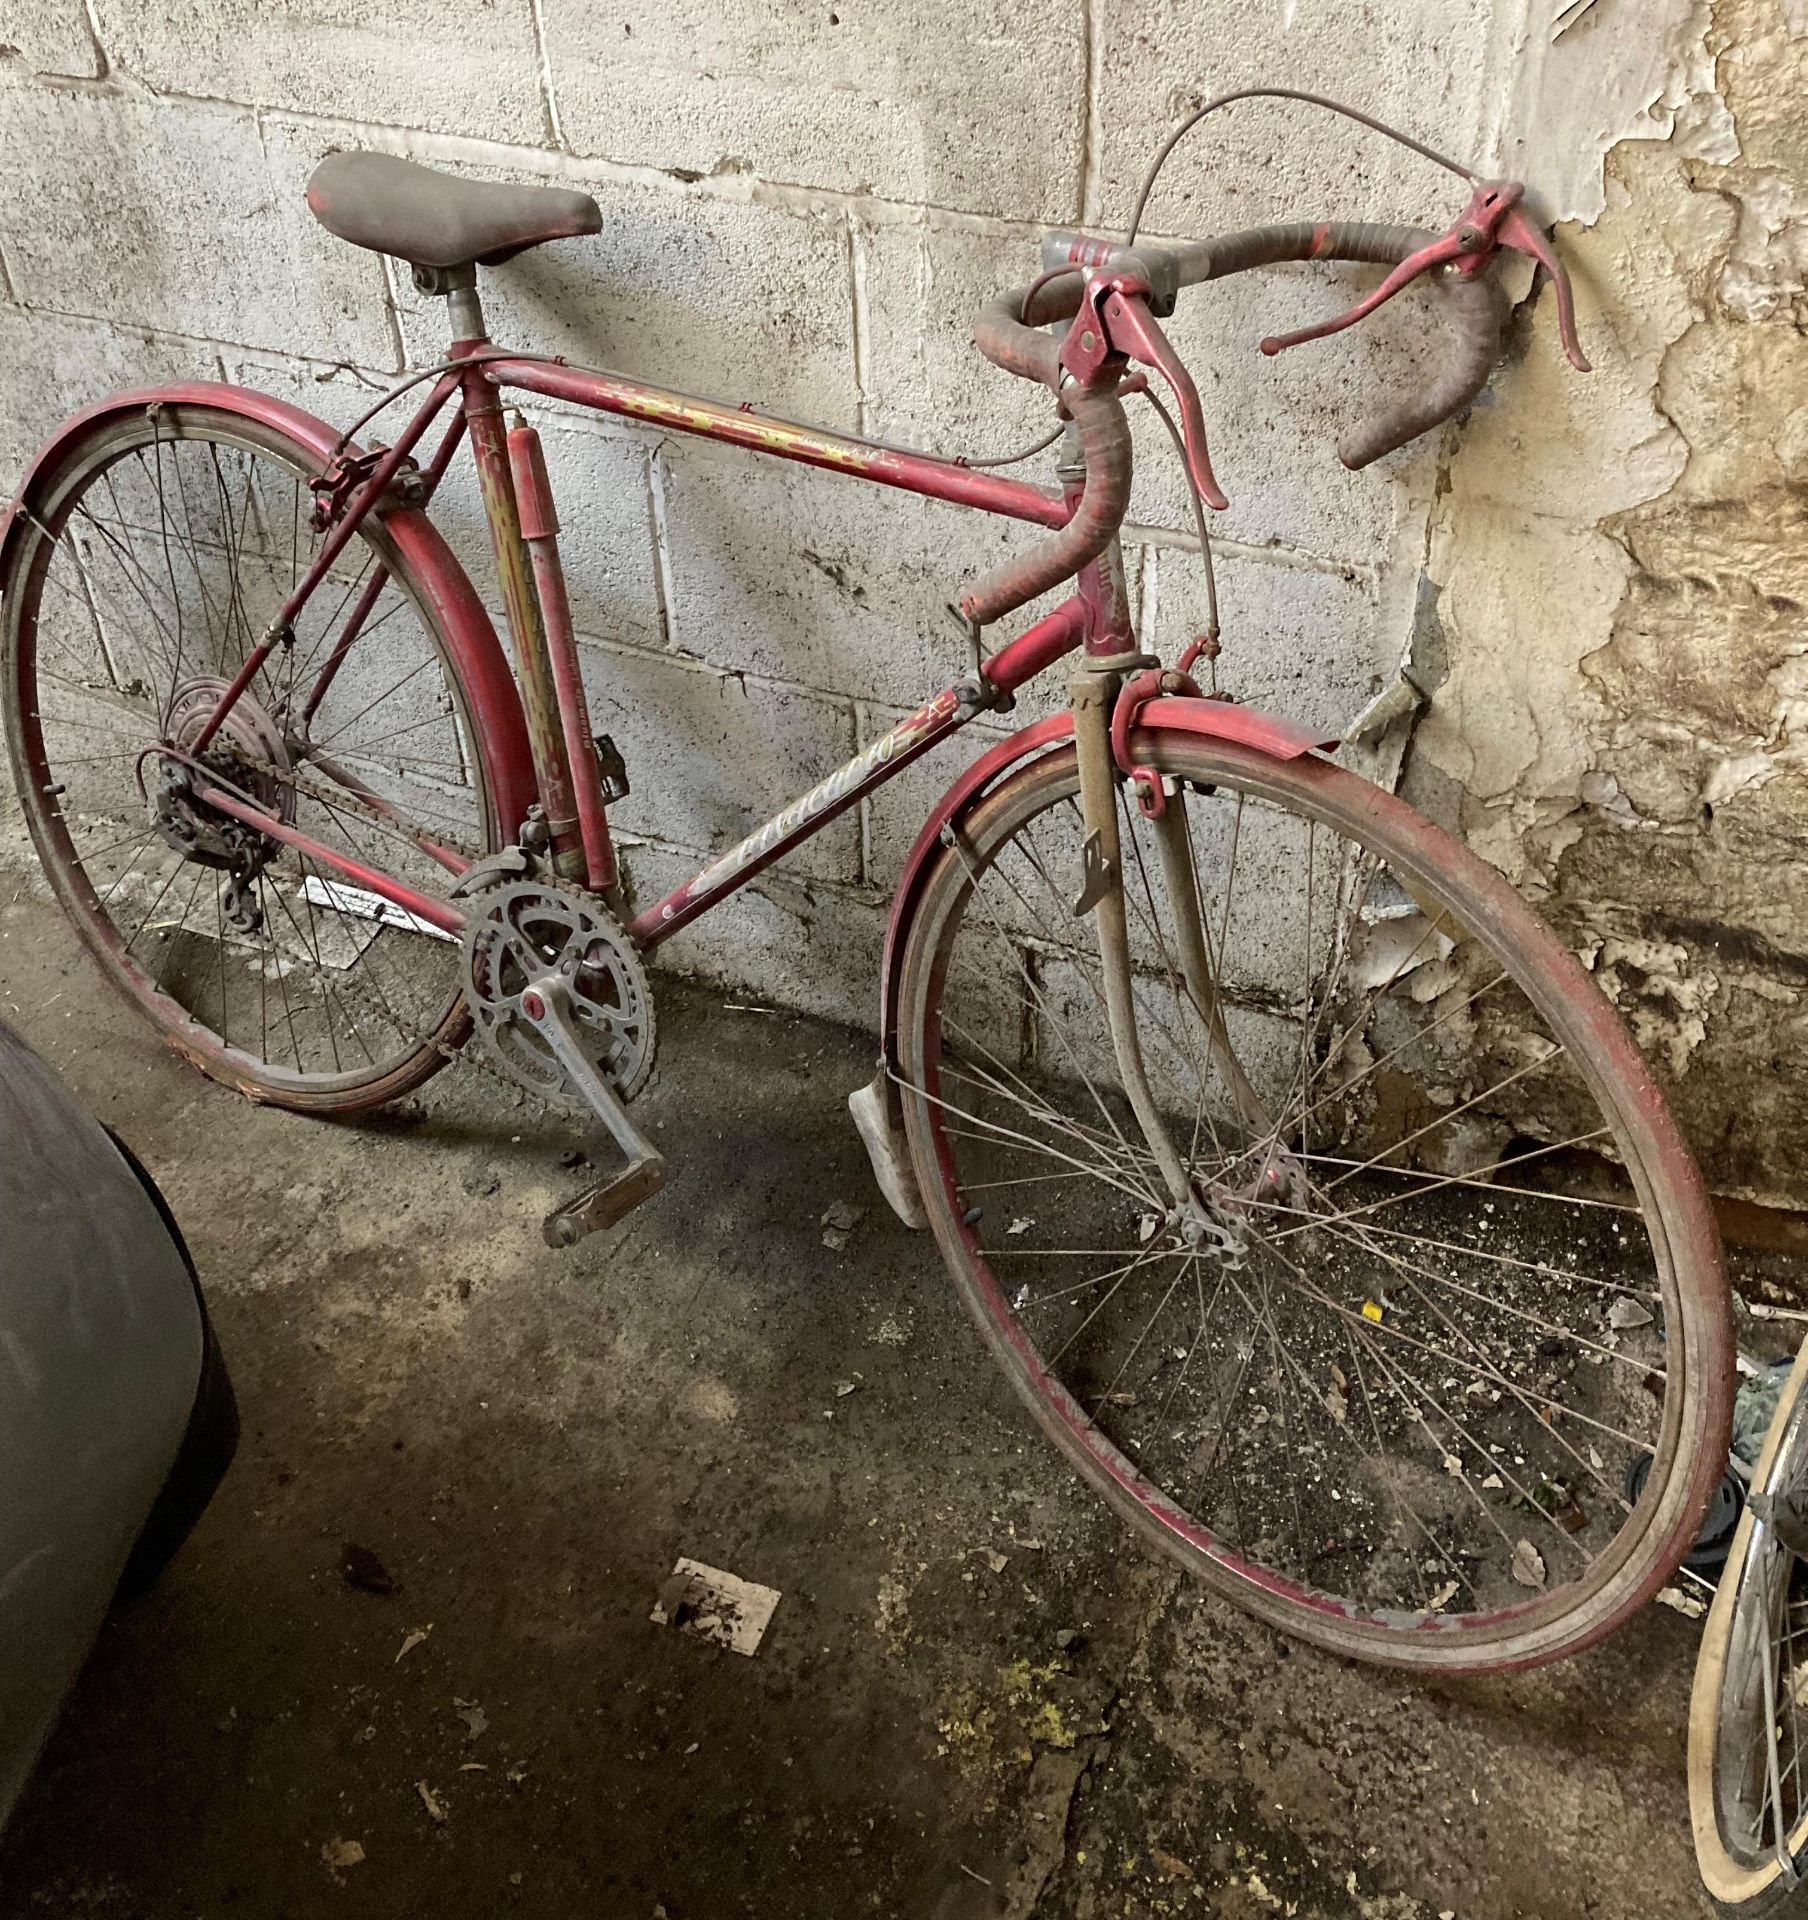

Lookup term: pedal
[542,1154,667,1249]
[517,971,667,1248]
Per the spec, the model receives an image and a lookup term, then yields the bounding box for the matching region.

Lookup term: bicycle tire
[1691,1342,1808,1914]
[894,733,1733,1672]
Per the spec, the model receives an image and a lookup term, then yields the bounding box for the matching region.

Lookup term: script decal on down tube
[660,687,964,922]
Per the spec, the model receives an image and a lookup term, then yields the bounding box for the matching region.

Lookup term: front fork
[1068,666,1292,1231]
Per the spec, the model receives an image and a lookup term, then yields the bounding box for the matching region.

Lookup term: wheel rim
[5,408,494,1100]
[900,739,1718,1657]
[1703,1352,1808,1888]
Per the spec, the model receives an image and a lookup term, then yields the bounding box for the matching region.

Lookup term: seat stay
[188,370,463,761]
[299,405,469,729]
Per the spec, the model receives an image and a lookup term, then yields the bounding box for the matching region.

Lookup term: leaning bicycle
[0,91,1734,1672]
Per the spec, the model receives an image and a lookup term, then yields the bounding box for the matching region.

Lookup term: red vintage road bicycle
[0,91,1733,1672]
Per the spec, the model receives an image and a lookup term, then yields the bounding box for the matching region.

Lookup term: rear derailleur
[149,757,274,937]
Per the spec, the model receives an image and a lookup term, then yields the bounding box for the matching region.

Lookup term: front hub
[1176,1144,1311,1267]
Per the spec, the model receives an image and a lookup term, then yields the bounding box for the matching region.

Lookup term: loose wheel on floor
[1691,1342,1808,1915]
[3,404,504,1111]
[894,734,1733,1671]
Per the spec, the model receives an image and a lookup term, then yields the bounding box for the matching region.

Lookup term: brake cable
[323,350,522,465]
[1121,90,1478,680]
[1125,87,1474,245]
[1139,388,1220,690]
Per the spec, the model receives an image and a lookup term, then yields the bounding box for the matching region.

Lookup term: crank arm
[519,972,667,1248]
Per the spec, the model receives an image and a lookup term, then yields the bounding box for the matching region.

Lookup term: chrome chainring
[460,881,656,1107]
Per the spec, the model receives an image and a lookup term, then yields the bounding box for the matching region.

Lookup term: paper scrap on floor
[651,1557,782,1657]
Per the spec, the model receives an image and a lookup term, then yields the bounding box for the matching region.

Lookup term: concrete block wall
[0,0,1660,1040]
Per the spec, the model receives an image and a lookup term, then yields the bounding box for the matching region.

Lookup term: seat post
[411,261,487,346]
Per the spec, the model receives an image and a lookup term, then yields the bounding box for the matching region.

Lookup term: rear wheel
[895,733,1732,1671]
[2,404,503,1111]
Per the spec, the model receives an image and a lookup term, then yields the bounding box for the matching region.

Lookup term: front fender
[876,693,1337,1070]
[1,382,535,836]
[1127,694,1338,760]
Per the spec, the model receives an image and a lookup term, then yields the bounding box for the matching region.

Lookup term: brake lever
[1258,179,1591,374]
[1495,202,1591,373]
[1060,279,1230,511]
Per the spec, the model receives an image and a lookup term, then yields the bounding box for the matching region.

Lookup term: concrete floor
[0,887,1730,1920]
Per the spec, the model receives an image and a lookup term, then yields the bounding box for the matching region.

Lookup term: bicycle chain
[171,740,552,1101]
[201,739,489,869]
[151,739,664,1120]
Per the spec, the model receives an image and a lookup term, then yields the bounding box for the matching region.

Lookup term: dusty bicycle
[0,90,1735,1673]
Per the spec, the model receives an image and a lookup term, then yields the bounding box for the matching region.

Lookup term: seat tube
[506,413,617,893]
[460,360,585,877]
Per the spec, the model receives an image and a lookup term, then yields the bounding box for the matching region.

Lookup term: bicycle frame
[185,328,1140,954]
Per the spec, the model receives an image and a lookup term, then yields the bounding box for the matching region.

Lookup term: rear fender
[1,382,536,836]
[875,695,1336,1074]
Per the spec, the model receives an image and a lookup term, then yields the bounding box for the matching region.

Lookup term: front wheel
[894,732,1733,1672]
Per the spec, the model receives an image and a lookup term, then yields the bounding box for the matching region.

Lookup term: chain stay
[157,740,548,1093]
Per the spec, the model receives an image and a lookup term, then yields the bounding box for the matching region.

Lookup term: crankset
[460,880,665,1247]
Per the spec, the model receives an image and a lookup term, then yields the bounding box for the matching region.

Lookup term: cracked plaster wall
[1410,0,1808,1205]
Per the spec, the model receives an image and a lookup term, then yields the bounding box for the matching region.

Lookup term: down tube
[630,597,1088,950]
[630,689,971,948]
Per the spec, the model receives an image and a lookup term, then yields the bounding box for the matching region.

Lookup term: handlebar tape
[962,276,1139,628]
[961,221,1505,627]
